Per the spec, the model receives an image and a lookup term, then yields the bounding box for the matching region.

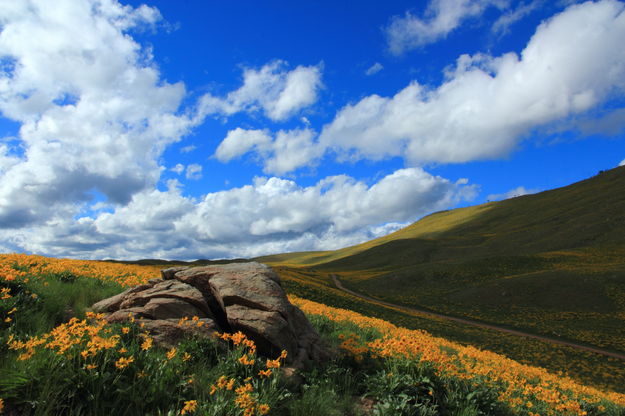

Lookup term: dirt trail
[331,275,625,361]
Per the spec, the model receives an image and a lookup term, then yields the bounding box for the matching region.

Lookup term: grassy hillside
[2,254,625,415]
[259,166,625,390]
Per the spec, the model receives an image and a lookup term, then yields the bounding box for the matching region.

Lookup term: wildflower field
[1,254,625,415]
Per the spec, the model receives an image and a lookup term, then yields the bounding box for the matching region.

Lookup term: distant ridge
[103,258,250,266]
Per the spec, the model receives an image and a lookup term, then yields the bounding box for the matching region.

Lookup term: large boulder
[92,262,328,367]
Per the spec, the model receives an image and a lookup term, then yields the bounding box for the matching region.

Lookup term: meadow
[275,267,625,395]
[1,254,625,415]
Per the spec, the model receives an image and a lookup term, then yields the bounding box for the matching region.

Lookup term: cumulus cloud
[487,186,538,201]
[185,164,202,180]
[198,60,323,122]
[1,168,476,259]
[0,0,193,228]
[320,0,625,165]
[365,62,384,76]
[215,127,322,175]
[0,0,479,261]
[386,0,508,54]
[215,128,272,162]
[619,158,625,167]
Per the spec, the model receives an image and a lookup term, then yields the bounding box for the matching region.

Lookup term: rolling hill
[258,166,625,358]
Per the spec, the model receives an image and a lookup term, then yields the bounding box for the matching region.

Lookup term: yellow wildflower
[238,354,255,366]
[258,404,270,415]
[166,347,177,360]
[266,358,281,369]
[180,400,197,415]
[216,375,228,389]
[140,336,153,351]
[226,378,235,391]
[258,369,272,378]
[115,356,134,369]
[235,383,253,395]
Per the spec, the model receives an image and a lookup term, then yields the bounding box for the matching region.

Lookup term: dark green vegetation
[259,166,625,392]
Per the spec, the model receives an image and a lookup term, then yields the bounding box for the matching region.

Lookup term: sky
[0,0,624,260]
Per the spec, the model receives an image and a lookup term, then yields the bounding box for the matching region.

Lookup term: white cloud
[487,186,537,201]
[320,0,625,166]
[619,158,625,167]
[215,127,322,175]
[365,62,384,76]
[215,128,272,162]
[171,163,185,174]
[198,60,323,122]
[2,168,476,259]
[262,129,321,175]
[492,0,542,36]
[185,163,202,180]
[385,0,508,54]
[0,0,193,228]
[180,145,196,153]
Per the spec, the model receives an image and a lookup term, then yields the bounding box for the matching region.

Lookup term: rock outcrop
[92,262,328,367]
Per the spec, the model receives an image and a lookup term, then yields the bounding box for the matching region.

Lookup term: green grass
[0,268,527,415]
[279,269,625,394]
[2,262,625,415]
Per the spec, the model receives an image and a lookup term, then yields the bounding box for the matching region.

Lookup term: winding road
[330,275,625,361]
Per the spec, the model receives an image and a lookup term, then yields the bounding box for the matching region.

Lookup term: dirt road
[331,275,625,361]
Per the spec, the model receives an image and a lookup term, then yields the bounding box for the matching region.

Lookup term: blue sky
[0,0,624,260]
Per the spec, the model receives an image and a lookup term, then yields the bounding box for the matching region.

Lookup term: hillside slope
[260,166,625,356]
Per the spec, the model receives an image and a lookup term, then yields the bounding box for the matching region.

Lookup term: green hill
[259,166,625,357]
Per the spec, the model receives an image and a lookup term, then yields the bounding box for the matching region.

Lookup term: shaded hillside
[260,166,625,355]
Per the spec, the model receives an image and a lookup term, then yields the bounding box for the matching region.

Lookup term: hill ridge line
[331,275,625,361]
